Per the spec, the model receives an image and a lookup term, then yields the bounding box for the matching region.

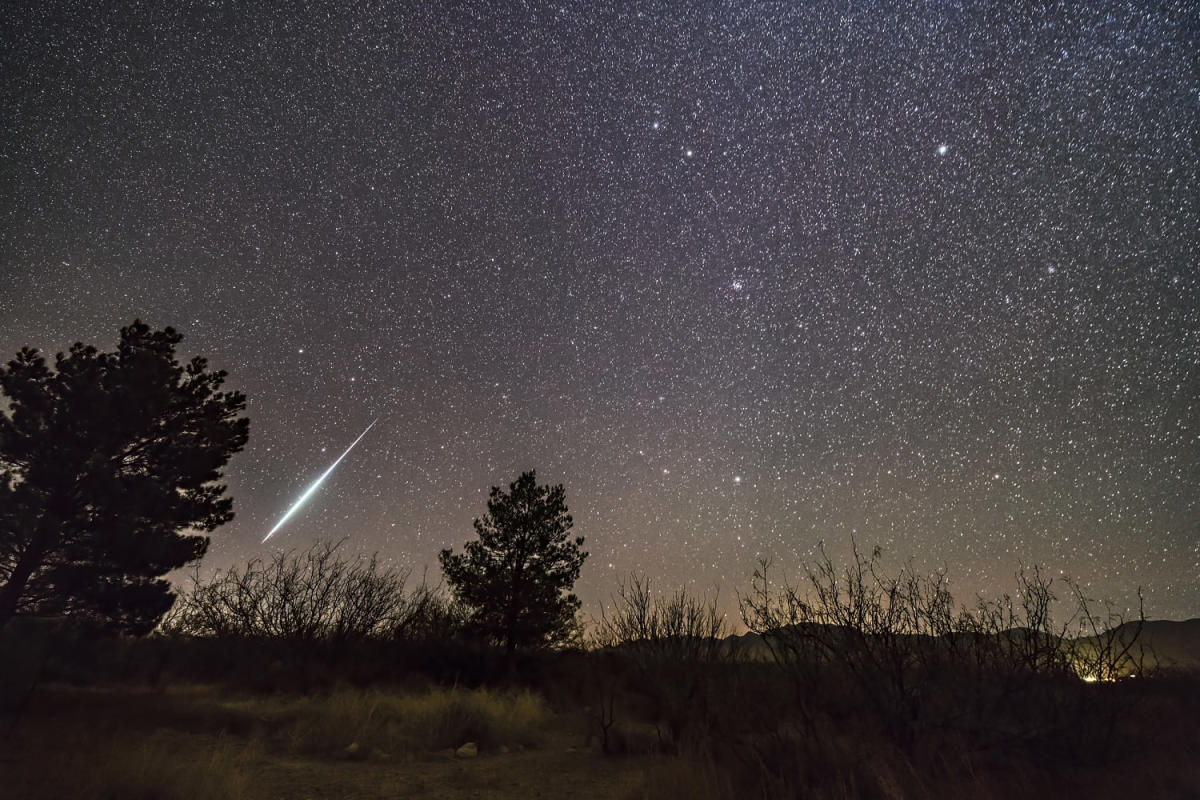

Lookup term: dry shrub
[165,540,464,643]
[592,575,734,753]
[738,546,1148,754]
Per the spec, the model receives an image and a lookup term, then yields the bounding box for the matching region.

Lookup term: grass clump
[83,732,259,800]
[281,686,547,757]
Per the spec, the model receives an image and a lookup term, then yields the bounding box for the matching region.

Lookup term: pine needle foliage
[439,470,586,651]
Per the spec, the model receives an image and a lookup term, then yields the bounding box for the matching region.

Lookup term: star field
[2,1,1197,619]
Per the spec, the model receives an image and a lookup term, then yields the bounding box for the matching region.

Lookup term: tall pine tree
[0,321,249,634]
[439,470,587,651]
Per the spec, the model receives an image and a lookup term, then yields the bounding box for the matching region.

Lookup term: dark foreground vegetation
[2,543,1197,800]
[2,326,1196,797]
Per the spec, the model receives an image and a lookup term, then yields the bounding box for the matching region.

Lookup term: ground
[0,684,659,800]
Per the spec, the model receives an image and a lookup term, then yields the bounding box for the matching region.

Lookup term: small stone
[345,742,360,756]
[455,742,478,758]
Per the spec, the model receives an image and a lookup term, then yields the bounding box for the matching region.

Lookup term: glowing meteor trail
[263,419,378,542]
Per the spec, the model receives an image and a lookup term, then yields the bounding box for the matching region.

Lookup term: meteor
[262,418,378,542]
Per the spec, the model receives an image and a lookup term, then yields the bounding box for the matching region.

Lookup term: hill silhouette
[727,618,1200,673]
[1103,618,1200,671]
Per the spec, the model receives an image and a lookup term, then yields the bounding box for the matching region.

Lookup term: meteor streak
[263,418,378,542]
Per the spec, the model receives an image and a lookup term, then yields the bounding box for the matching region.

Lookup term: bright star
[937,144,949,156]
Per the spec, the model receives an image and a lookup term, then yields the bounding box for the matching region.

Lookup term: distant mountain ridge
[1104,618,1200,671]
[726,618,1200,672]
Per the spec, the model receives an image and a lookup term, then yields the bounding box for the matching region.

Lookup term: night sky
[2,1,1197,620]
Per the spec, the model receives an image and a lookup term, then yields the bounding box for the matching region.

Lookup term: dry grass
[4,663,1198,800]
[2,719,262,800]
[626,758,731,800]
[81,732,261,800]
[1,683,649,800]
[276,685,549,757]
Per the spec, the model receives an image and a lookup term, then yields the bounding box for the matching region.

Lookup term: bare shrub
[1065,584,1148,682]
[738,545,1146,755]
[739,545,964,745]
[592,574,734,753]
[387,572,470,643]
[165,540,461,643]
[594,574,730,663]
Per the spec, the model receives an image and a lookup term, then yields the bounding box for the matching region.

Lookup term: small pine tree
[439,470,587,651]
[0,321,249,634]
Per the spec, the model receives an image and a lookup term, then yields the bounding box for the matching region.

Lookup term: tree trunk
[0,514,55,631]
[506,558,523,653]
[0,546,42,630]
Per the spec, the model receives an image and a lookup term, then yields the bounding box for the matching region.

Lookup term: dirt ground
[0,685,660,800]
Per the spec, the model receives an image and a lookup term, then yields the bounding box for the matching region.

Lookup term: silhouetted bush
[565,549,1162,797]
[592,575,737,754]
[164,540,465,644]
[7,541,1189,800]
[731,544,1150,792]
